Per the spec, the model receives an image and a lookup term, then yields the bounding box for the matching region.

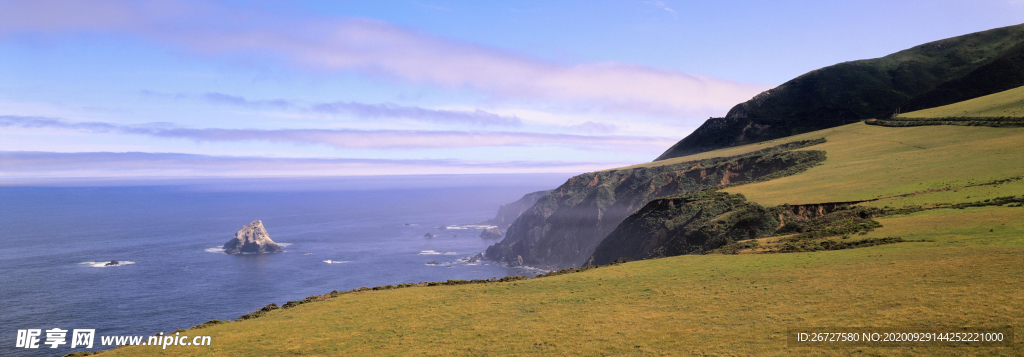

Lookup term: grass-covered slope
[595,122,1023,261]
[102,211,1024,356]
[863,84,1024,127]
[899,84,1024,118]
[656,23,1024,160]
[101,123,1024,356]
[720,123,1024,205]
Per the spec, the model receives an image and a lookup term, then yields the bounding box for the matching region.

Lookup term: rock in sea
[104,260,120,266]
[479,227,503,239]
[224,220,283,254]
[423,233,436,239]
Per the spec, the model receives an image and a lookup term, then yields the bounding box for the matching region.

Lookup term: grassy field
[722,123,1024,205]
[102,209,1024,356]
[102,123,1024,356]
[899,85,1024,118]
[626,122,1024,205]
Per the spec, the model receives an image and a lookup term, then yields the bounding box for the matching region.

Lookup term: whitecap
[418,250,458,255]
[277,243,292,247]
[204,247,226,253]
[323,260,350,264]
[444,224,497,230]
[79,261,135,268]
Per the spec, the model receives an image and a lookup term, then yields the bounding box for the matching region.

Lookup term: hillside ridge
[656,23,1024,160]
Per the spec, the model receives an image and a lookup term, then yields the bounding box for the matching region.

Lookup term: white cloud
[0,0,767,117]
[0,115,677,151]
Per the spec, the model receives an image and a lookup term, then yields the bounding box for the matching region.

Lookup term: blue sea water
[0,174,570,356]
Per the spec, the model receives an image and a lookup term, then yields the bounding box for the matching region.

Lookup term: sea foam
[441,224,497,230]
[418,250,458,255]
[79,261,135,268]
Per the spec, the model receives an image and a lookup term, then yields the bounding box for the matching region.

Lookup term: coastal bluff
[224,220,283,254]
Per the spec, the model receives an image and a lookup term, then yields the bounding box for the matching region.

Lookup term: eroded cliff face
[486,190,551,228]
[590,192,779,264]
[485,140,826,269]
[590,196,890,264]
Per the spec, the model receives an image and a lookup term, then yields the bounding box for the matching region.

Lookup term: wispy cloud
[0,0,766,116]
[309,101,523,127]
[644,1,678,19]
[0,115,675,150]
[148,91,524,127]
[0,151,625,181]
[201,92,293,109]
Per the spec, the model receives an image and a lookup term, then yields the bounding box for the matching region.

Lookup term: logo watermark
[15,328,211,350]
[788,327,1013,347]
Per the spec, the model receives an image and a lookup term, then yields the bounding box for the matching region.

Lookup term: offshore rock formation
[485,140,826,269]
[485,190,551,228]
[479,227,503,239]
[224,220,283,254]
[466,252,484,263]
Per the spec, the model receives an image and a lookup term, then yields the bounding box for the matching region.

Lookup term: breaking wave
[418,250,458,255]
[440,224,497,230]
[79,261,135,268]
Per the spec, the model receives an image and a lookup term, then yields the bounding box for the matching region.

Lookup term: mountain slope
[898,84,1024,118]
[656,23,1024,160]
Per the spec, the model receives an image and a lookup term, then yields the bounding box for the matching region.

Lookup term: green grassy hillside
[99,123,1024,356]
[721,123,1024,205]
[899,84,1024,118]
[657,23,1024,160]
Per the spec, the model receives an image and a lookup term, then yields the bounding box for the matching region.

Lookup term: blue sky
[1,0,1022,182]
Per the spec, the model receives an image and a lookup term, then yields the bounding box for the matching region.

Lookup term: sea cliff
[485,140,826,269]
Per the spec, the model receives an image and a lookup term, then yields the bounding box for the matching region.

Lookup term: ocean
[0,174,570,356]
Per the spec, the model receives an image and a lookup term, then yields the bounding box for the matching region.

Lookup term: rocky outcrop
[590,194,893,264]
[485,140,827,269]
[224,220,283,254]
[486,190,551,228]
[479,227,503,239]
[590,192,780,264]
[105,260,120,266]
[654,117,849,161]
[423,233,436,239]
[507,255,524,267]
